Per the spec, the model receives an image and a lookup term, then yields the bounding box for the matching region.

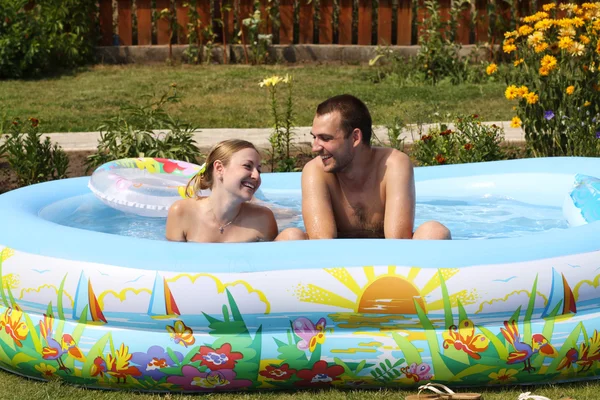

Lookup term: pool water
[40,191,568,241]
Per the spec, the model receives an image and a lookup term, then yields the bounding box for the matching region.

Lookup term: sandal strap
[418,383,457,396]
[518,392,551,400]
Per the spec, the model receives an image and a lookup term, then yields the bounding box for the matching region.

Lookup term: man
[301,94,451,240]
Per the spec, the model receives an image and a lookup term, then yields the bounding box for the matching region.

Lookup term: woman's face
[218,148,262,201]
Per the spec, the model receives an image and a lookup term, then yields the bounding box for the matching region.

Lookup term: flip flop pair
[405,383,482,400]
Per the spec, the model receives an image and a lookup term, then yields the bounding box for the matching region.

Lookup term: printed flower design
[34,363,57,379]
[488,368,519,384]
[295,360,344,387]
[191,343,243,371]
[0,307,28,347]
[442,319,490,359]
[131,345,183,380]
[259,363,296,381]
[154,158,197,175]
[167,366,251,391]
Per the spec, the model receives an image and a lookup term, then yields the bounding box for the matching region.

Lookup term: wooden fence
[99,0,556,47]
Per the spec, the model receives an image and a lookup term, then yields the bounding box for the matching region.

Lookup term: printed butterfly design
[400,362,433,382]
[292,317,326,352]
[166,320,196,348]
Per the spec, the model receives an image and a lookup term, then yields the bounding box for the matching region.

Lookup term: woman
[166,139,306,242]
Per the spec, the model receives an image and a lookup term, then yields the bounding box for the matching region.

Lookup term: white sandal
[518,392,551,400]
[414,383,482,400]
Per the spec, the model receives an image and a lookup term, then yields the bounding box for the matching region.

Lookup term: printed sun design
[295,266,477,314]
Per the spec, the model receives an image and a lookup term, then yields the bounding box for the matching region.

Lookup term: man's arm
[301,160,337,239]
[384,151,415,239]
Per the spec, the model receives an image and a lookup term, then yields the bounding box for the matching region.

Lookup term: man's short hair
[316,94,372,146]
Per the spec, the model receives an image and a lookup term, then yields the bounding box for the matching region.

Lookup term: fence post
[99,0,113,46]
[396,0,411,45]
[176,0,190,43]
[137,0,152,45]
[378,0,392,45]
[117,0,133,45]
[320,0,333,43]
[357,0,372,45]
[338,0,352,44]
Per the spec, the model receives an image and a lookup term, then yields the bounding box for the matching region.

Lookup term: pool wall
[0,157,600,392]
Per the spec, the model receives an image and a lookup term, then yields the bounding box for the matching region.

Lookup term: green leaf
[57,273,67,321]
[547,322,582,374]
[479,325,508,360]
[523,274,539,343]
[11,352,36,366]
[22,311,42,353]
[439,269,454,329]
[81,332,111,375]
[391,332,421,364]
[415,300,453,380]
[450,363,497,381]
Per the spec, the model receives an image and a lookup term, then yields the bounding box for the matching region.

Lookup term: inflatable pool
[1,157,600,392]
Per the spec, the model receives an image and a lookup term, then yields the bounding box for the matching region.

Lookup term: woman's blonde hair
[186,139,259,198]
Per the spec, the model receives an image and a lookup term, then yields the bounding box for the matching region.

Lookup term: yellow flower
[570,42,585,56]
[580,35,591,45]
[510,116,522,128]
[534,19,553,31]
[535,43,549,53]
[259,76,284,87]
[505,85,519,100]
[34,363,57,380]
[527,31,545,46]
[566,86,575,95]
[559,36,574,49]
[486,63,498,75]
[503,44,517,53]
[518,25,534,36]
[514,58,524,67]
[517,85,529,97]
[539,66,550,76]
[541,55,558,70]
[596,41,600,55]
[584,101,591,107]
[489,368,519,384]
[524,92,539,104]
[282,74,292,84]
[542,3,556,11]
[504,31,518,38]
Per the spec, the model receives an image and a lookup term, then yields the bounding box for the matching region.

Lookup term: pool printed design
[1,245,600,391]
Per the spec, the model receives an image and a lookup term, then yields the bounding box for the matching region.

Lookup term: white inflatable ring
[88,158,206,217]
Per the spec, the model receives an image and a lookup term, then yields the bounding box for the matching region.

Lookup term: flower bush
[259,74,297,172]
[0,117,69,187]
[85,86,201,172]
[411,115,507,166]
[499,2,600,157]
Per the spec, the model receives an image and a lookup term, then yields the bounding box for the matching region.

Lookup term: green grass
[0,368,598,399]
[0,64,513,133]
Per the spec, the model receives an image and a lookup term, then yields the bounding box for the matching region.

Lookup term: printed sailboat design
[72,271,107,323]
[148,272,181,319]
[541,267,577,318]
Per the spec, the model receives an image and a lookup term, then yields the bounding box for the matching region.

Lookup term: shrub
[499,3,600,157]
[417,0,471,85]
[0,0,97,79]
[372,116,406,151]
[85,86,201,171]
[411,115,506,166]
[0,117,69,187]
[259,75,297,172]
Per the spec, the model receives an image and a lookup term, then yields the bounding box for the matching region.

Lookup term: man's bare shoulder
[373,147,412,171]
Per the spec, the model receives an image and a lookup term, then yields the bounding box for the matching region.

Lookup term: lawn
[0,64,513,133]
[0,368,597,400]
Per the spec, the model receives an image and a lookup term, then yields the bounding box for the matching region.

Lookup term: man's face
[310,112,354,173]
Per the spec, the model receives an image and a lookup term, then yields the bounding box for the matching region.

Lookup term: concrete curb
[44,121,524,152]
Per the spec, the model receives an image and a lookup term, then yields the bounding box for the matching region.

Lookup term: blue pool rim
[2,157,600,272]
